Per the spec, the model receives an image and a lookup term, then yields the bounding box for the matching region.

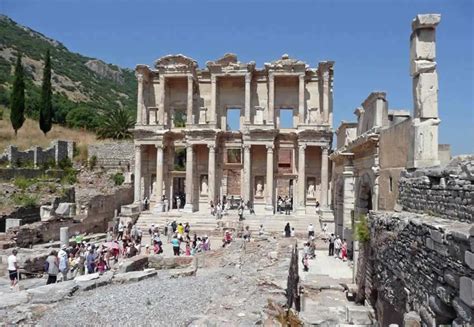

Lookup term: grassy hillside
[0,15,137,131]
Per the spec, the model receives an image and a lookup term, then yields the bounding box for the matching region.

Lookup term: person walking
[307,223,315,239]
[45,250,59,284]
[328,233,335,256]
[117,221,124,241]
[334,235,342,259]
[7,249,19,290]
[341,239,348,261]
[171,235,180,256]
[285,197,291,215]
[302,254,309,272]
[284,223,291,237]
[58,245,69,282]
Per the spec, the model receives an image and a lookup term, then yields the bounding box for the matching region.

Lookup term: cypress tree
[39,49,53,135]
[10,53,25,135]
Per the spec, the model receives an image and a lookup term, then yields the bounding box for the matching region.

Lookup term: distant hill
[0,15,137,129]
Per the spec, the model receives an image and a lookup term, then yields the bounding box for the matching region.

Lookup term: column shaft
[159,75,165,126]
[184,144,194,212]
[243,145,251,202]
[299,74,305,124]
[320,146,329,208]
[155,145,164,201]
[208,145,216,203]
[134,145,142,204]
[268,74,274,124]
[136,74,144,125]
[265,145,274,212]
[297,144,306,212]
[244,74,251,124]
[187,75,193,125]
[210,75,217,124]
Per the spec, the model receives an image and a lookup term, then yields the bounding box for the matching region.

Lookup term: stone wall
[88,141,134,170]
[7,186,133,247]
[0,168,65,181]
[359,211,473,326]
[0,140,74,167]
[398,156,473,223]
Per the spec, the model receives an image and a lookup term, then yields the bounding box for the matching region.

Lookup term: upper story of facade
[134,53,334,135]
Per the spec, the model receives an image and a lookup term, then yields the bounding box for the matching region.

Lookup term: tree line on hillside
[9,50,135,139]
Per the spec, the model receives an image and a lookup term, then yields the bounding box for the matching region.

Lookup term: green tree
[10,53,25,135]
[39,49,53,135]
[96,107,135,140]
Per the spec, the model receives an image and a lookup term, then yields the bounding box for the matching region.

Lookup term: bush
[40,158,56,170]
[58,157,73,170]
[112,172,124,186]
[89,155,97,170]
[12,193,38,207]
[355,215,370,244]
[13,176,36,190]
[74,143,88,165]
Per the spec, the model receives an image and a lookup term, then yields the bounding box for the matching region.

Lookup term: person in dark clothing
[328,233,335,256]
[284,223,291,237]
[171,220,177,233]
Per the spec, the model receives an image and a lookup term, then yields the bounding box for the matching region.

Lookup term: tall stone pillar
[265,145,274,213]
[210,75,217,125]
[243,144,252,203]
[342,164,355,242]
[268,73,274,125]
[298,74,305,124]
[320,146,329,208]
[318,62,334,125]
[134,144,142,205]
[159,75,165,126]
[153,145,164,213]
[244,73,251,124]
[186,75,193,125]
[208,145,216,204]
[136,73,144,125]
[297,144,306,214]
[408,14,441,169]
[60,227,69,247]
[183,144,194,212]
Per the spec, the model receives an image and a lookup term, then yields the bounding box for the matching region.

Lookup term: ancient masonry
[132,53,334,217]
[0,140,74,167]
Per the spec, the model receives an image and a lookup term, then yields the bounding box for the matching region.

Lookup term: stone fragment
[430,229,444,243]
[345,306,374,325]
[114,270,157,283]
[119,254,149,273]
[55,202,76,217]
[410,60,436,77]
[75,271,114,291]
[459,277,474,308]
[428,295,456,321]
[169,266,197,278]
[452,297,472,323]
[60,226,69,247]
[412,14,441,31]
[27,281,78,304]
[0,291,29,309]
[465,251,474,270]
[413,72,438,118]
[403,311,421,327]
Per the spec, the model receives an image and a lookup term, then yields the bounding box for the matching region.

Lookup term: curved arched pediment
[154,54,198,72]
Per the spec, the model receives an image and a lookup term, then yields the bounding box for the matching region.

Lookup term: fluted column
[159,75,165,126]
[208,145,216,203]
[134,144,142,205]
[183,144,194,212]
[136,74,144,125]
[268,73,274,125]
[299,74,305,124]
[186,75,193,125]
[243,144,252,203]
[320,146,329,208]
[297,144,306,213]
[265,144,274,212]
[244,73,251,124]
[210,75,217,125]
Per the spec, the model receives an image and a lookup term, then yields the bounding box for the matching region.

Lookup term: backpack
[44,260,49,272]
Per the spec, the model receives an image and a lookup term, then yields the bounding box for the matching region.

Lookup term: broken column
[408,14,441,169]
[60,227,69,247]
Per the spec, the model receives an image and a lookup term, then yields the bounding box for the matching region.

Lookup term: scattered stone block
[0,291,29,309]
[412,14,441,31]
[345,306,374,325]
[40,205,53,221]
[119,255,149,273]
[452,297,472,323]
[169,266,196,278]
[459,277,474,308]
[27,281,78,304]
[55,203,76,217]
[74,272,114,291]
[114,270,157,283]
[465,251,474,270]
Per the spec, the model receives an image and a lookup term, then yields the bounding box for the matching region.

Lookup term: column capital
[266,144,274,151]
[245,73,252,82]
[211,74,217,83]
[136,73,144,83]
[299,74,305,81]
[155,144,164,149]
[298,144,307,150]
[322,144,330,152]
[268,72,274,81]
[207,144,216,151]
[243,144,252,151]
[187,74,194,82]
[134,144,142,151]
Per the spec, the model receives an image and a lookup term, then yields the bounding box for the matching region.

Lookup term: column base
[152,202,165,214]
[264,205,274,213]
[318,207,334,222]
[133,201,143,211]
[182,203,195,213]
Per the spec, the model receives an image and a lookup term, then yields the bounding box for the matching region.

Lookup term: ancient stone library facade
[132,54,334,215]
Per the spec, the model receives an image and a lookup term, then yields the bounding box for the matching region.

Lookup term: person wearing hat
[58,245,69,281]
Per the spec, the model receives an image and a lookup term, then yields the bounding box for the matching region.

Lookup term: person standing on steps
[328,233,335,256]
[284,222,291,237]
[7,249,19,290]
[307,223,315,240]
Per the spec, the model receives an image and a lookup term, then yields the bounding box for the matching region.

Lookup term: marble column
[265,145,274,212]
[244,73,251,124]
[153,145,164,212]
[342,164,355,241]
[136,74,144,125]
[320,146,329,208]
[210,75,217,125]
[243,144,252,203]
[297,144,306,213]
[322,72,329,124]
[183,144,194,212]
[60,227,69,247]
[134,144,142,205]
[187,75,193,125]
[298,74,305,124]
[208,145,216,204]
[268,73,274,125]
[159,75,165,126]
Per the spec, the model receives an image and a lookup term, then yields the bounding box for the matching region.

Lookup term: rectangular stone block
[459,276,474,308]
[410,29,436,61]
[412,14,441,31]
[5,218,21,231]
[410,60,436,77]
[413,72,438,118]
[465,251,474,270]
[407,118,440,169]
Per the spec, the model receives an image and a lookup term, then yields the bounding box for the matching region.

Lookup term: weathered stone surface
[410,60,436,77]
[148,255,194,270]
[27,281,78,304]
[412,14,441,31]
[410,29,436,61]
[75,271,114,291]
[459,277,474,308]
[114,270,157,283]
[413,72,438,118]
[345,305,374,325]
[55,202,75,217]
[169,266,197,278]
[403,311,421,327]
[465,251,474,270]
[0,291,29,309]
[119,254,149,273]
[428,295,456,320]
[452,297,472,323]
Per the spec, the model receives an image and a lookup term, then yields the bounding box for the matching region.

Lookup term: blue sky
[1,0,473,154]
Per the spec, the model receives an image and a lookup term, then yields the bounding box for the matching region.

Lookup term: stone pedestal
[5,218,21,231]
[60,227,69,247]
[254,106,264,124]
[40,205,53,221]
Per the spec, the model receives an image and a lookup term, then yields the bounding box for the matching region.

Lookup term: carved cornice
[154,54,198,74]
[206,53,256,74]
[264,54,308,73]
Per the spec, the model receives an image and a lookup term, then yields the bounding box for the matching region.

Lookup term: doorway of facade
[172,177,185,209]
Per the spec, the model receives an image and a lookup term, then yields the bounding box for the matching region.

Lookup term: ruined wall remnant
[408,14,441,169]
[398,156,473,223]
[88,141,134,170]
[361,211,473,326]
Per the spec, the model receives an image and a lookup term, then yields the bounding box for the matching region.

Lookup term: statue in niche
[255,178,264,197]
[201,175,208,195]
[307,179,315,198]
